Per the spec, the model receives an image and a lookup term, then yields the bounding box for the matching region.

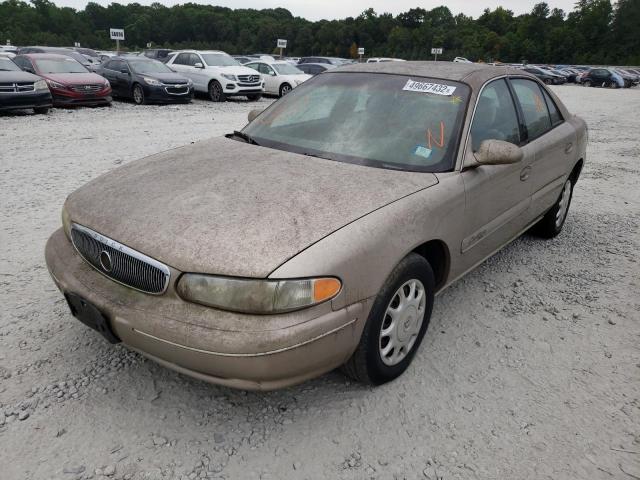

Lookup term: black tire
[279,83,292,97]
[544,78,552,85]
[33,107,49,114]
[132,84,146,105]
[583,80,591,87]
[208,80,225,102]
[609,81,619,89]
[247,94,262,101]
[342,253,435,386]
[530,177,574,238]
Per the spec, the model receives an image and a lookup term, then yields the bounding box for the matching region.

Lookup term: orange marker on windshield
[427,121,445,149]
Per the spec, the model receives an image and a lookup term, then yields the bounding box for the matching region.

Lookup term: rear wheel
[132,84,146,105]
[582,80,592,87]
[208,80,225,102]
[33,107,49,114]
[279,83,292,97]
[342,253,435,385]
[531,178,573,238]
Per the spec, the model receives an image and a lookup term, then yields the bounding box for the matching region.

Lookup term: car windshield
[0,57,20,71]
[33,57,88,74]
[273,63,304,75]
[129,60,173,74]
[243,72,470,172]
[201,54,239,67]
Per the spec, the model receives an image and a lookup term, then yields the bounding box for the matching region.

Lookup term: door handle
[565,143,574,154]
[520,166,531,182]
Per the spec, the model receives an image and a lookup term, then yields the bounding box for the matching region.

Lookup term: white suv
[166,50,264,102]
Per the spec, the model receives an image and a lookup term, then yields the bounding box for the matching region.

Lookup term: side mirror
[248,109,263,122]
[194,62,204,69]
[464,139,523,168]
[269,71,277,76]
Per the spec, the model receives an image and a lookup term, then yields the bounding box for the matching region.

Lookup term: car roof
[20,53,76,60]
[335,61,525,87]
[175,50,227,54]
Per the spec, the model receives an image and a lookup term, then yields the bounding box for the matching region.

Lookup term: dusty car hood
[65,137,438,277]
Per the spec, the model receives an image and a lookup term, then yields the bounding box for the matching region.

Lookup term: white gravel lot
[1,88,639,480]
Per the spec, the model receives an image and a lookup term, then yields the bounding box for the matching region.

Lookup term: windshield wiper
[227,130,260,146]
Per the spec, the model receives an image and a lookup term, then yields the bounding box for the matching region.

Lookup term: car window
[511,78,552,140]
[244,72,470,172]
[173,53,191,66]
[245,62,259,72]
[541,89,563,127]
[470,79,521,152]
[13,56,32,70]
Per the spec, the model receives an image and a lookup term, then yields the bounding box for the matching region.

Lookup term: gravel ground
[1,88,639,480]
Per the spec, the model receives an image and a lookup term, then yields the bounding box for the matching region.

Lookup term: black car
[522,67,566,85]
[296,63,337,76]
[97,56,193,105]
[0,56,52,113]
[581,68,620,88]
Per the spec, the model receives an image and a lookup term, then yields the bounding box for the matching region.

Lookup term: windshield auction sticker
[402,79,457,96]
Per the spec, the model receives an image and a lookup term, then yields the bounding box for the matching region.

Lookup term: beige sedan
[45,62,587,390]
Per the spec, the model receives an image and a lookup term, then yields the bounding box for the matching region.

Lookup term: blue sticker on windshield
[413,145,432,158]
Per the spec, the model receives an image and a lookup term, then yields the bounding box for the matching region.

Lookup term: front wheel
[279,83,292,97]
[132,84,146,105]
[531,178,573,238]
[582,80,591,87]
[342,253,435,385]
[208,80,225,102]
[609,81,619,89]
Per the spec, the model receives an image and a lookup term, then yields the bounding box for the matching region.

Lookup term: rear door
[460,78,535,266]
[509,77,576,218]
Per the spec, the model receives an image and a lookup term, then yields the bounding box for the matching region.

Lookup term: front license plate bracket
[65,293,121,344]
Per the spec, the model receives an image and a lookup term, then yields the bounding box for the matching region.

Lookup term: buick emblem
[99,250,113,272]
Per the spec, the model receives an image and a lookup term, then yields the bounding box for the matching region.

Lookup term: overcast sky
[53,0,579,20]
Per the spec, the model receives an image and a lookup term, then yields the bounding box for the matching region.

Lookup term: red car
[13,53,112,107]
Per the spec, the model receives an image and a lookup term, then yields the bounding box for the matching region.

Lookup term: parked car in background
[296,63,337,76]
[522,66,565,84]
[611,68,637,87]
[244,60,311,96]
[557,68,579,83]
[298,56,347,66]
[0,55,52,114]
[13,54,112,107]
[581,68,622,88]
[72,47,101,62]
[46,62,587,390]
[97,56,193,105]
[233,56,254,64]
[453,56,473,63]
[0,51,16,59]
[0,45,19,54]
[142,49,174,63]
[366,57,406,63]
[18,46,99,71]
[166,50,264,102]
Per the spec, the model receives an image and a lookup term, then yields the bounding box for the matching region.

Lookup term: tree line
[1,0,639,65]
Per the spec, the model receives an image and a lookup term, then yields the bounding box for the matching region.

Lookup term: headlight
[34,79,49,91]
[177,275,342,314]
[47,80,66,90]
[143,77,163,86]
[61,204,71,239]
[221,73,237,81]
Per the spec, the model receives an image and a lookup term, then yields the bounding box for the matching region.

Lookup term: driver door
[460,78,534,268]
[258,63,278,94]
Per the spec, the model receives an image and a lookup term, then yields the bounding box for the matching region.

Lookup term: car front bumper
[144,84,194,103]
[52,92,112,107]
[0,91,52,111]
[222,81,265,97]
[45,228,369,390]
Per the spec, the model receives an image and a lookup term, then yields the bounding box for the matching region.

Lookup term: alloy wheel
[133,85,144,105]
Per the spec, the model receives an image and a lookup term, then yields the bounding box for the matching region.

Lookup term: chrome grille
[237,74,260,84]
[0,82,35,93]
[165,85,189,95]
[70,223,170,295]
[70,84,103,93]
